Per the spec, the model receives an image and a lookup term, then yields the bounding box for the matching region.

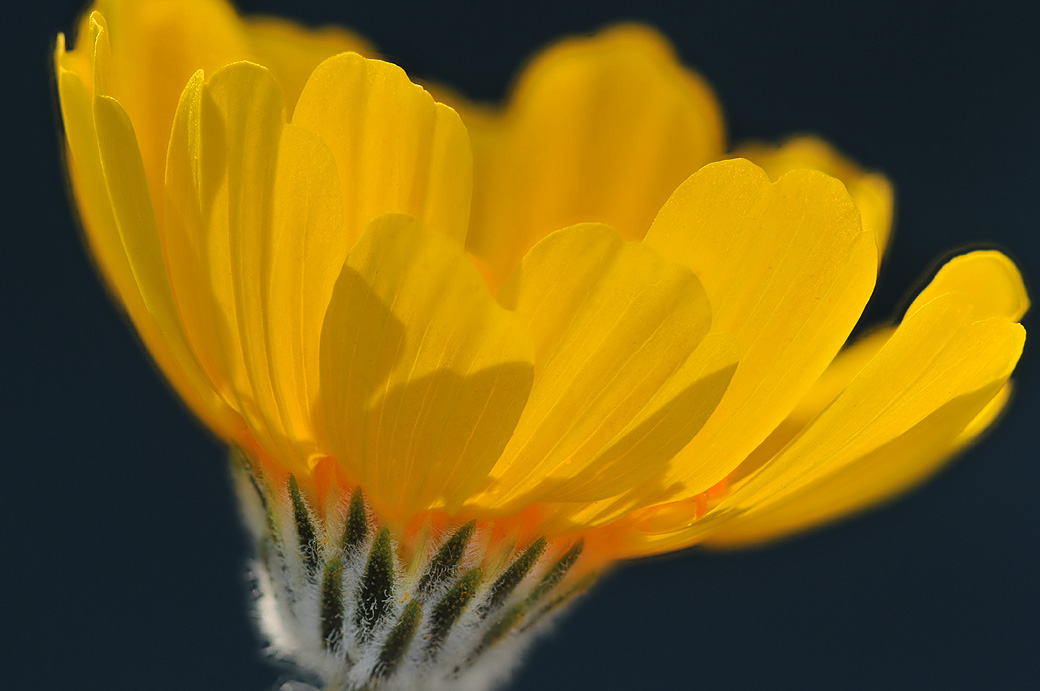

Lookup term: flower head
[55,0,1027,687]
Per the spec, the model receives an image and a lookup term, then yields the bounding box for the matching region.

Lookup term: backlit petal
[906,250,1029,321]
[179,64,289,457]
[696,250,1028,545]
[209,63,298,465]
[93,93,219,416]
[243,16,374,114]
[643,159,877,499]
[262,125,350,465]
[633,292,1024,555]
[164,70,236,409]
[722,327,894,487]
[456,26,724,289]
[537,332,741,532]
[82,0,253,212]
[735,136,894,260]
[165,61,346,474]
[319,215,534,522]
[703,383,1013,547]
[470,224,727,511]
[57,56,135,321]
[716,251,1027,493]
[293,52,472,248]
[56,55,236,439]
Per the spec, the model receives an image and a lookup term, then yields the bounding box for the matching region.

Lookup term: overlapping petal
[164,61,354,474]
[243,17,373,113]
[701,383,1013,546]
[467,224,735,514]
[735,136,895,259]
[72,1,253,215]
[318,215,534,522]
[696,250,1028,546]
[727,250,1028,488]
[58,4,477,481]
[60,0,372,211]
[449,26,725,289]
[56,19,240,440]
[293,52,473,249]
[643,158,878,502]
[630,251,1026,555]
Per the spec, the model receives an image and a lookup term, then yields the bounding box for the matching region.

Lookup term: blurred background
[3,1,1037,688]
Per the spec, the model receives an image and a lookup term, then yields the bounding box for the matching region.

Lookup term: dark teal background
[3,1,1038,689]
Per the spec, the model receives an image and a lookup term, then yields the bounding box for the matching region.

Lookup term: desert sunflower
[54,1,1026,689]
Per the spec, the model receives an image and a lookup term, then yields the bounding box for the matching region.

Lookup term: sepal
[232,453,595,691]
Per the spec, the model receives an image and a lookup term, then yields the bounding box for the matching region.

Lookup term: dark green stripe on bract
[232,447,270,513]
[479,537,546,618]
[526,539,583,606]
[230,449,282,551]
[416,520,476,597]
[289,475,319,575]
[320,556,344,648]
[425,568,483,659]
[465,601,526,669]
[341,488,368,553]
[521,571,597,634]
[355,528,395,642]
[375,599,423,679]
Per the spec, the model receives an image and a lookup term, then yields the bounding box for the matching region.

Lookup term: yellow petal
[719,250,1027,491]
[56,59,237,440]
[470,224,728,511]
[735,136,894,260]
[292,52,472,248]
[207,62,287,450]
[703,382,1013,547]
[693,248,1030,543]
[643,159,877,499]
[906,250,1029,321]
[243,16,374,115]
[957,381,1012,442]
[82,0,253,213]
[92,94,187,375]
[54,22,92,91]
[262,124,350,466]
[166,61,329,471]
[537,331,741,532]
[318,215,534,522]
[723,327,894,487]
[634,292,1024,555]
[58,62,134,322]
[89,83,239,440]
[163,70,235,407]
[457,25,725,289]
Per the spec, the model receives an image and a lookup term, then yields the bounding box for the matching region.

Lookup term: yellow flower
[55,0,1027,688]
